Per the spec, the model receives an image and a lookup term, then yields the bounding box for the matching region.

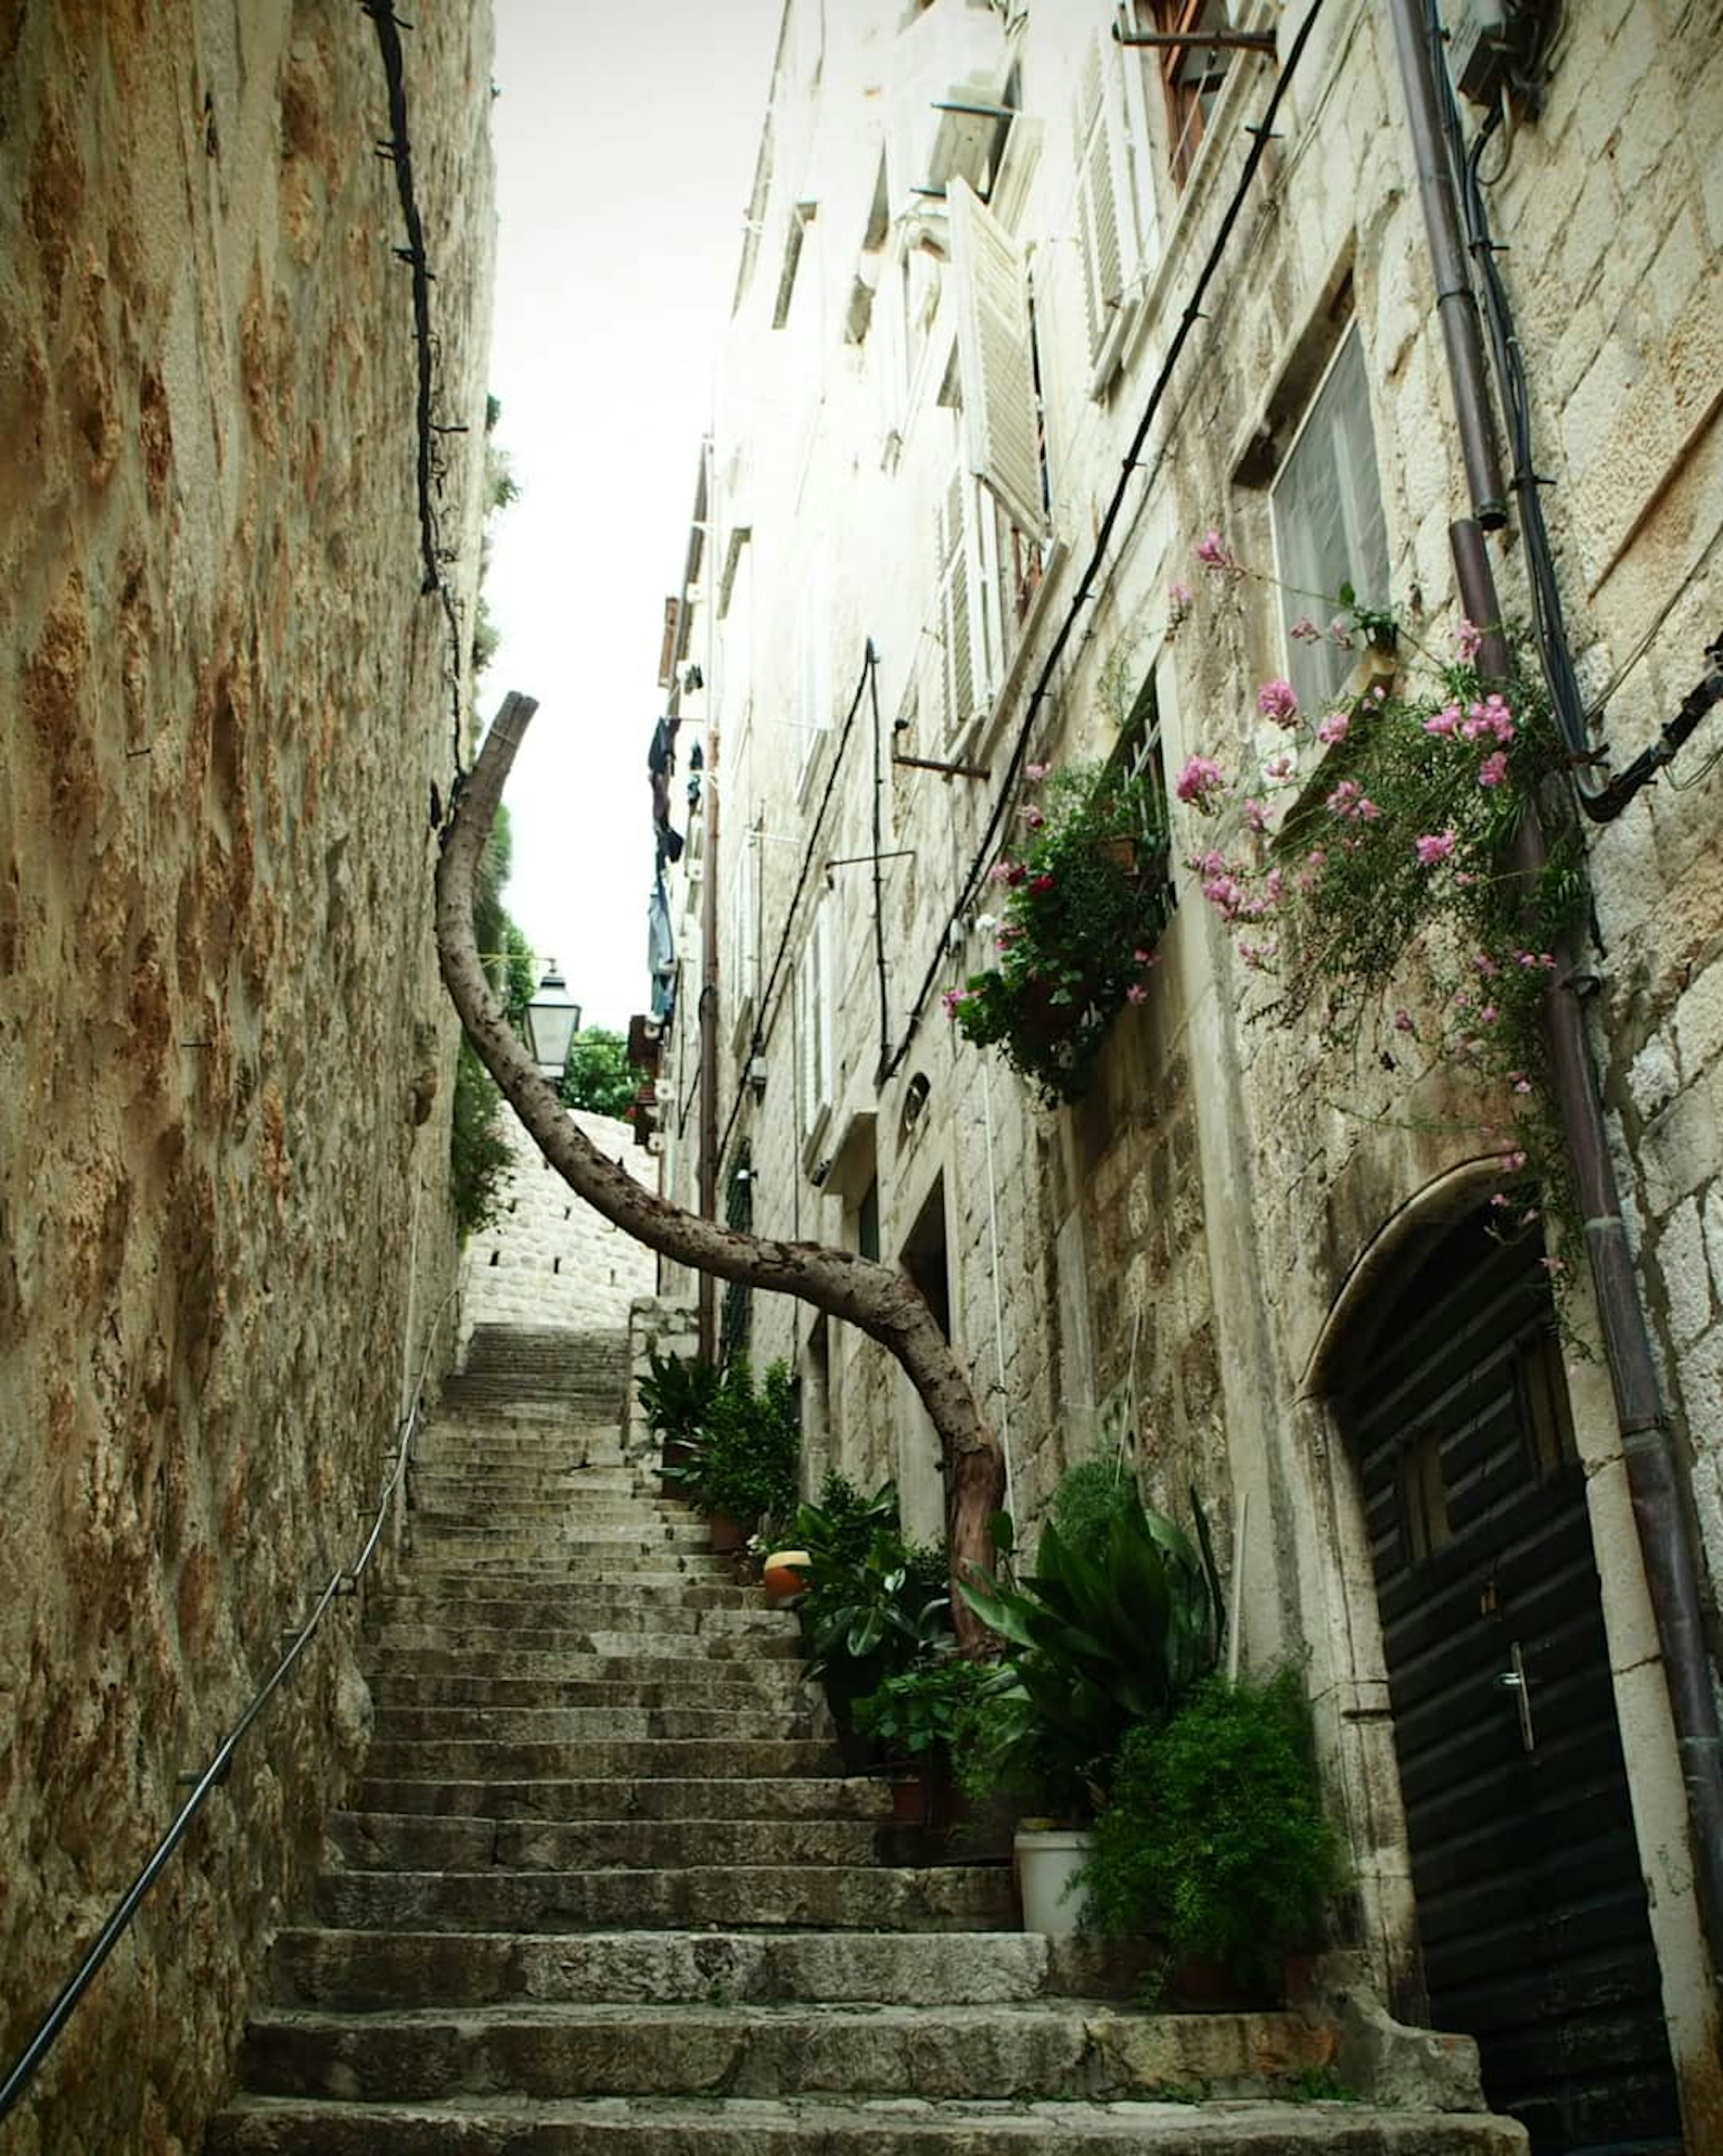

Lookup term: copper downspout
[1392,0,1723,1992]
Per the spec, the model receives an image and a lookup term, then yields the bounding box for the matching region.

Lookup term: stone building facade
[651,0,1723,2145]
[459,1103,658,1344]
[0,4,494,2146]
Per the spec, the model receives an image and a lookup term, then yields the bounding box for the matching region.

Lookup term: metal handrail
[0,1284,460,2124]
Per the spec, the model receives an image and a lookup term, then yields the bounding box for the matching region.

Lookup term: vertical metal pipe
[1454,507,1723,1993]
[697,756,720,1364]
[1387,0,1508,529]
[868,644,890,1082]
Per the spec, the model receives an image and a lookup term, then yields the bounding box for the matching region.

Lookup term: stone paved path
[206,1323,1524,2153]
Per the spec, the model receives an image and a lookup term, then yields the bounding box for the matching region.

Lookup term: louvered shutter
[949,177,1044,537]
[935,468,976,744]
[1072,29,1140,382]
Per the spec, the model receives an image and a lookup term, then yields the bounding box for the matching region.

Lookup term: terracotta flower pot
[707,1511,752,1555]
[761,1548,810,1602]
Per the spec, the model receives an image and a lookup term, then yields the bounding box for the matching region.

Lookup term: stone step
[362,1737,844,1780]
[409,1486,688,1516]
[313,1862,1018,1934]
[365,1671,811,1710]
[406,1522,715,1550]
[373,1582,776,1616]
[236,2000,1339,2106]
[207,2094,1526,2156]
[401,1559,739,1582]
[328,1813,883,1872]
[366,1621,801,1660]
[415,1429,628,1459]
[369,1706,821,1744]
[266,1928,1151,2011]
[363,1648,804,1685]
[350,1778,892,1824]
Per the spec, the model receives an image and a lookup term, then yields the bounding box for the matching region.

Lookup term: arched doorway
[1335,1205,1680,2155]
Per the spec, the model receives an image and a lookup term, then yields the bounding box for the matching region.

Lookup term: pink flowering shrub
[948,762,1171,1104]
[1173,569,1584,1242]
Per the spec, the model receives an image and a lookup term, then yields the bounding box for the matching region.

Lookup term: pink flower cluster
[1176,754,1225,808]
[1326,777,1381,823]
[1414,829,1457,866]
[1257,678,1299,727]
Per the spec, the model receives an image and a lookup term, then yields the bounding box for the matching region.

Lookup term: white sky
[482,0,784,1034]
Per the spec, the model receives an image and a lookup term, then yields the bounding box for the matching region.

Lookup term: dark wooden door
[1345,1210,1681,2155]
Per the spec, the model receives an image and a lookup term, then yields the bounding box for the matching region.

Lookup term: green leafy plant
[1048,1456,1139,1564]
[851,1653,995,1761]
[1080,1667,1345,1986]
[945,762,1172,1104]
[956,1480,1223,1822]
[450,1033,512,1238]
[560,1026,639,1118]
[660,1355,800,1534]
[789,1477,950,1731]
[637,1347,721,1450]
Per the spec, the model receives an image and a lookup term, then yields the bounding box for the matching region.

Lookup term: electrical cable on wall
[881,0,1330,1084]
[359,0,471,785]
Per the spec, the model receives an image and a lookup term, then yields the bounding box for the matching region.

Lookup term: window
[1270,327,1390,712]
[726,820,761,1052]
[1111,665,1172,864]
[722,1143,753,1361]
[1137,1,1234,188]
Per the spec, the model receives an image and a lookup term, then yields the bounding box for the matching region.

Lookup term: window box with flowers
[945,762,1172,1105]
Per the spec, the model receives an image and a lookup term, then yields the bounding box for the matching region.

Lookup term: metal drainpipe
[1392,0,1723,1989]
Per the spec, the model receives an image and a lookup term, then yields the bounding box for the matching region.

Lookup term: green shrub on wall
[450,1034,512,1238]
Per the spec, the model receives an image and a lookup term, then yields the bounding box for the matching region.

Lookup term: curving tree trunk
[436,692,1006,1650]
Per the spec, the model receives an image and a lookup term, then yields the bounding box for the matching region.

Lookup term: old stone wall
[0,2,494,2146]
[459,1103,658,1343]
[652,0,1721,2131]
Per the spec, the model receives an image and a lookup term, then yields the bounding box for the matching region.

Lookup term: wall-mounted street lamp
[523,961,581,1079]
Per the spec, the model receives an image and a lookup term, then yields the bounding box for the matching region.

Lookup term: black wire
[713,645,878,1172]
[881,0,1330,1082]
[1425,0,1600,806]
[359,0,468,784]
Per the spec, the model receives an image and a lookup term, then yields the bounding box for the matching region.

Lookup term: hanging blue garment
[647,873,676,1019]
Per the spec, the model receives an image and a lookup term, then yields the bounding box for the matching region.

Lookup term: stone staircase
[207,1324,1525,2153]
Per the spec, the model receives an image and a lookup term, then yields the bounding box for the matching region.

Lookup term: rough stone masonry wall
[0,4,494,2148]
[459,1104,658,1343]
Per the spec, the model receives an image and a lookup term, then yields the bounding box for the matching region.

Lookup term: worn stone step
[328,1813,883,1872]
[414,1430,628,1461]
[370,1705,820,1744]
[409,1489,689,1518]
[366,1620,801,1660]
[313,1862,1017,1934]
[363,1648,804,1686]
[373,1586,774,1623]
[366,1671,810,1710]
[237,2000,1339,2105]
[266,1928,1151,2011]
[208,2093,1526,2155]
[363,1737,844,1780]
[350,1778,892,1825]
[407,1522,715,1551]
[402,1559,739,1582]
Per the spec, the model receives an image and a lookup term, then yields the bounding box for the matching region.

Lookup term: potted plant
[636,1347,721,1492]
[851,1654,995,1828]
[1080,1667,1345,2001]
[956,1472,1223,1934]
[661,1355,799,1553]
[945,762,1172,1105]
[787,1475,950,1758]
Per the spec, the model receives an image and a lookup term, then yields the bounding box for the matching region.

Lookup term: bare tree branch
[435,692,1006,1649]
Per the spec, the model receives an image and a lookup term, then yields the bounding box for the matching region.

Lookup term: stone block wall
[459,1104,658,1344]
[0,4,494,2145]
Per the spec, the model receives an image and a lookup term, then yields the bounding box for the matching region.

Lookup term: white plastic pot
[1013,1827,1094,1935]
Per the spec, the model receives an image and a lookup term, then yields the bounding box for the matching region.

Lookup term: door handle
[1496,1641,1535,1752]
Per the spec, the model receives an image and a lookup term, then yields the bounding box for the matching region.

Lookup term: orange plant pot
[761,1549,811,1602]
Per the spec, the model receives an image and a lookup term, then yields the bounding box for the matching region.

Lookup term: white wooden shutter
[933,467,976,744]
[798,906,834,1137]
[1072,29,1140,383]
[949,177,1044,537]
